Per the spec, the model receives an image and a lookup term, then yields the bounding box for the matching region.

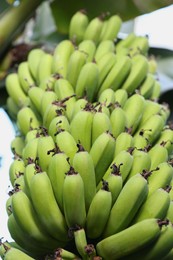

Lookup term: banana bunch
[2,9,173,260]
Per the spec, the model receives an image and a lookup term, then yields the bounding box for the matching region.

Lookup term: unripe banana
[3,246,35,260]
[37,52,53,84]
[52,40,75,76]
[86,180,112,239]
[166,200,173,222]
[5,73,29,108]
[73,227,88,259]
[22,134,39,164]
[66,49,87,89]
[27,48,45,82]
[39,73,59,91]
[40,89,58,117]
[123,92,146,134]
[17,61,35,93]
[48,114,70,141]
[63,167,86,228]
[47,148,70,212]
[10,135,25,157]
[115,32,137,51]
[30,171,68,242]
[13,174,27,193]
[138,73,155,99]
[90,131,116,185]
[69,10,89,44]
[98,54,132,95]
[55,129,78,163]
[147,161,173,196]
[98,88,115,108]
[148,142,169,170]
[23,160,37,198]
[114,88,128,107]
[110,104,128,138]
[9,157,25,186]
[83,15,104,45]
[97,52,117,87]
[128,35,149,56]
[114,129,134,157]
[37,129,56,171]
[148,55,158,74]
[16,106,41,136]
[132,186,171,224]
[27,86,45,115]
[11,189,61,248]
[92,109,112,144]
[155,125,173,156]
[99,14,122,41]
[126,148,151,181]
[75,61,99,102]
[70,105,94,151]
[150,79,161,100]
[6,96,20,120]
[135,113,165,144]
[122,54,149,94]
[127,221,173,260]
[72,144,96,211]
[103,172,149,237]
[94,40,115,62]
[133,131,150,150]
[69,97,88,121]
[54,247,79,259]
[78,39,96,62]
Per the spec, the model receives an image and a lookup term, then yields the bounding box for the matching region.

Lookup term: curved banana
[98,88,115,108]
[6,96,20,120]
[27,48,45,82]
[138,73,155,99]
[40,89,58,117]
[22,134,39,164]
[30,171,68,242]
[3,246,35,260]
[27,86,45,116]
[47,148,70,212]
[114,88,128,108]
[9,157,25,186]
[37,52,53,84]
[121,54,149,94]
[90,131,116,185]
[69,10,89,44]
[78,39,96,62]
[103,172,149,237]
[110,104,128,138]
[148,142,169,170]
[99,14,122,41]
[86,180,112,239]
[17,61,35,93]
[10,135,25,157]
[73,227,88,259]
[75,61,99,102]
[113,129,134,157]
[94,40,115,62]
[48,114,70,141]
[52,40,75,76]
[155,125,173,156]
[63,167,86,228]
[150,79,161,100]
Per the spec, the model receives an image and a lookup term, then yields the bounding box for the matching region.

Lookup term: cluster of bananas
[1,9,173,260]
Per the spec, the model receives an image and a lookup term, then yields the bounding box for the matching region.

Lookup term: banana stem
[0,0,43,58]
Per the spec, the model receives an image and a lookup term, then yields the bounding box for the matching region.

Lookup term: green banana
[97,218,165,260]
[6,96,20,120]
[132,186,171,224]
[114,129,134,157]
[23,160,37,198]
[27,86,45,115]
[138,73,155,99]
[39,73,58,91]
[83,15,104,45]
[47,148,70,212]
[121,54,149,94]
[166,200,173,222]
[40,89,58,117]
[150,79,161,100]
[91,109,112,145]
[5,73,29,108]
[63,167,86,228]
[147,161,173,196]
[114,88,128,108]
[37,52,53,84]
[11,189,61,248]
[90,131,116,185]
[10,135,25,157]
[110,104,128,138]
[52,40,75,77]
[78,39,96,62]
[3,246,35,260]
[70,105,94,151]
[126,148,151,181]
[99,14,122,41]
[94,40,115,62]
[98,54,132,95]
[148,142,169,170]
[75,61,99,102]
[27,48,45,82]
[9,157,25,186]
[103,172,149,237]
[122,93,146,134]
[55,129,78,163]
[48,114,70,141]
[155,125,173,156]
[115,32,137,51]
[72,144,96,212]
[133,131,150,150]
[17,61,35,93]
[69,10,89,44]
[128,35,149,56]
[86,180,112,239]
[16,106,41,136]
[69,97,88,121]
[22,134,39,164]
[98,88,115,108]
[30,170,68,242]
[36,129,56,171]
[66,49,87,89]
[54,247,79,259]
[73,227,88,259]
